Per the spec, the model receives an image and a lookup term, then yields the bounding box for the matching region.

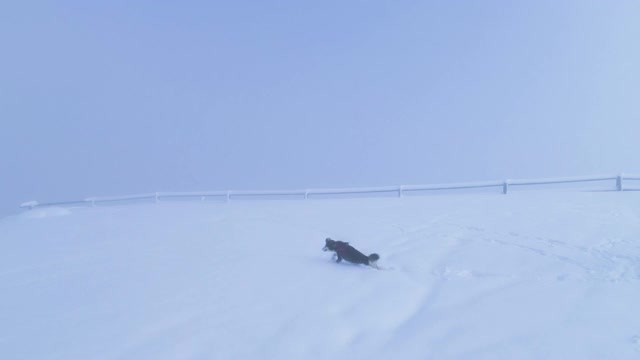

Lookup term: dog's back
[336,242,369,264]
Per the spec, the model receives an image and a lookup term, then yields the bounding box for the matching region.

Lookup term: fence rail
[20,173,640,210]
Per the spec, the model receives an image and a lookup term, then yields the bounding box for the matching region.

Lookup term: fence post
[398,185,403,198]
[503,180,509,194]
[304,190,309,200]
[155,192,160,203]
[226,191,231,202]
[617,173,624,191]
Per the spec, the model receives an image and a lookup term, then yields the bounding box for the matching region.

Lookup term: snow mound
[1,193,640,359]
[19,206,71,219]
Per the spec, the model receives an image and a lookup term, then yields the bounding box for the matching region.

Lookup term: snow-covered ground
[1,192,640,359]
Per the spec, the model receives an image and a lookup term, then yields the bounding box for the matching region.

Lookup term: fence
[20,173,640,210]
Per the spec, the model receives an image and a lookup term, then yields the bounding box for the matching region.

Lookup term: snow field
[1,192,640,359]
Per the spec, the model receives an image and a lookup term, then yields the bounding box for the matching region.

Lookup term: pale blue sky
[1,1,639,216]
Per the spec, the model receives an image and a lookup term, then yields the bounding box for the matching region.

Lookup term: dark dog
[323,238,380,269]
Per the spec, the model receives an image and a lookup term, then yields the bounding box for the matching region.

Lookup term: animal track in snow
[449,223,640,282]
[432,266,514,280]
[631,335,640,351]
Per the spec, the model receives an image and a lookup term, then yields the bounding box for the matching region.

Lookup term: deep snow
[1,192,640,359]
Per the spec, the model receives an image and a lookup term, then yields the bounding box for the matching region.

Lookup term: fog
[2,1,639,217]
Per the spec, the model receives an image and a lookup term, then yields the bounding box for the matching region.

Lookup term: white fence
[20,173,640,210]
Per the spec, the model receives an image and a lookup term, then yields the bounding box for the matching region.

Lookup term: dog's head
[323,238,349,251]
[323,238,337,251]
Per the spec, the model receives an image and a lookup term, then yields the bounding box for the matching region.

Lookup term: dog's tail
[368,253,380,269]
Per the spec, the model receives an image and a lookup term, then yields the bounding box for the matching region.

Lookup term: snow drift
[1,192,640,359]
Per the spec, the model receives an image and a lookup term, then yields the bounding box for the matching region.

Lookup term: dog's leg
[332,253,338,261]
[336,254,342,263]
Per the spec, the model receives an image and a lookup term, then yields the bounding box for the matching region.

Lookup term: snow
[1,192,640,359]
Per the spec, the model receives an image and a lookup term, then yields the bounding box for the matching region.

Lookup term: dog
[323,238,380,269]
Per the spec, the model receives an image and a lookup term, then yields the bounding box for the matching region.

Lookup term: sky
[1,0,640,217]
